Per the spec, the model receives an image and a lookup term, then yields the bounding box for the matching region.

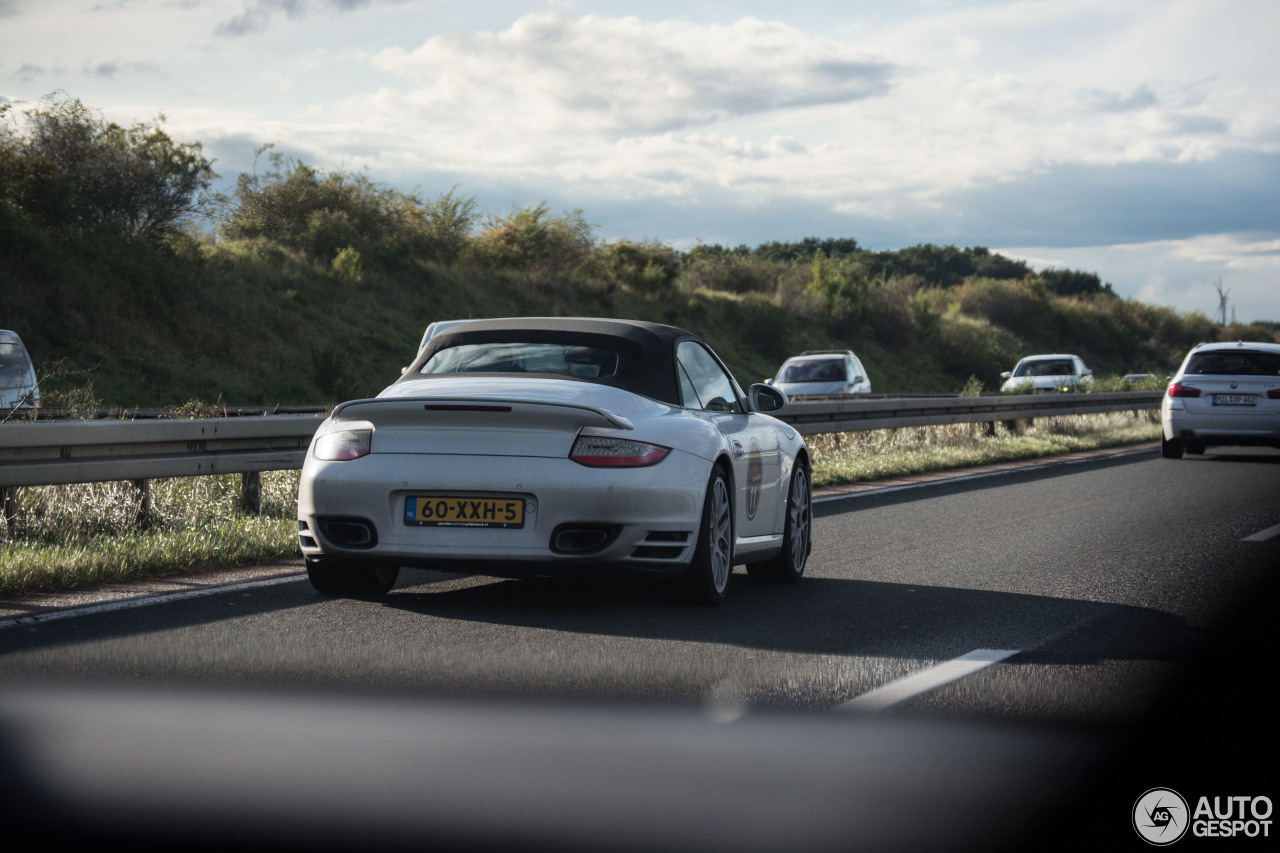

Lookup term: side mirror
[748,383,788,413]
[764,378,774,385]
[1000,371,1012,379]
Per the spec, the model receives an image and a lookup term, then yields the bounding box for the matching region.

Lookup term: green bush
[591,239,678,294]
[677,249,783,294]
[0,92,217,238]
[332,246,363,283]
[470,203,594,271]
[221,147,478,270]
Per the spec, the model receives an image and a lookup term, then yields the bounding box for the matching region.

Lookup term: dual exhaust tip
[318,517,616,556]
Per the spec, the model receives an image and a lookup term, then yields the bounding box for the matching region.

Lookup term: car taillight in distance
[570,436,670,467]
[1269,389,1280,400]
[1167,382,1201,398]
[314,428,373,461]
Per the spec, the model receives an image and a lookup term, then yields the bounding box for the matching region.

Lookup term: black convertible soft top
[400,317,708,406]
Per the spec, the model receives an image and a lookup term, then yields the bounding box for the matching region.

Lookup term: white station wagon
[1161,341,1280,458]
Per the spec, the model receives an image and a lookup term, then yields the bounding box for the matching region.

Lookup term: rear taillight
[314,428,372,461]
[570,436,670,467]
[1167,382,1201,398]
[1269,389,1280,399]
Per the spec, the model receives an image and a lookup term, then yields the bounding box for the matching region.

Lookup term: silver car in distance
[297,318,813,605]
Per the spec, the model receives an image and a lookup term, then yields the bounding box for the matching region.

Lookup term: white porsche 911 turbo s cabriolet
[297,318,812,605]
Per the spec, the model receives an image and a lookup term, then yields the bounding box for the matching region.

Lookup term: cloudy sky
[2,0,1277,322]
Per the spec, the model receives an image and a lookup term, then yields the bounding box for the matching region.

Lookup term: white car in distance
[1000,354,1093,393]
[770,350,871,398]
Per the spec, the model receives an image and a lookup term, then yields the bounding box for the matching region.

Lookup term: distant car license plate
[404,496,525,528]
[1212,394,1257,406]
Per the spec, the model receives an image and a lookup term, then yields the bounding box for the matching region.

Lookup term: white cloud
[257,71,295,93]
[368,12,895,137]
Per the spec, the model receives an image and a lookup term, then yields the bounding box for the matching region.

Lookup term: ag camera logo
[1134,788,1190,845]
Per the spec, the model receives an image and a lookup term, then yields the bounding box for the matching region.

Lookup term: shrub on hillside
[589,239,678,294]
[677,247,782,294]
[862,277,922,349]
[469,203,594,272]
[806,251,869,313]
[956,277,1052,343]
[221,147,478,269]
[937,315,1023,385]
[0,92,216,239]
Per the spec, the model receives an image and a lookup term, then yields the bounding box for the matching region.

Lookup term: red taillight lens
[1167,382,1201,398]
[570,436,670,467]
[1269,389,1280,399]
[314,429,372,461]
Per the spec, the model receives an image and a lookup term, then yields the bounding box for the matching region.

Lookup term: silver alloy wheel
[709,473,733,593]
[788,467,811,570]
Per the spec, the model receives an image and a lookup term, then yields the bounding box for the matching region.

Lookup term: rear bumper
[297,450,710,576]
[1162,403,1280,447]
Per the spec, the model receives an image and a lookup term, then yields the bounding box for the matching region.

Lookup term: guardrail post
[240,471,261,516]
[132,479,152,530]
[2,487,15,538]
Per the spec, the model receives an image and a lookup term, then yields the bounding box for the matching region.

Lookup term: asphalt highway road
[1,447,1277,718]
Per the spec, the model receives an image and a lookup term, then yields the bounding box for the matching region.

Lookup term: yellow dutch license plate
[405,495,525,529]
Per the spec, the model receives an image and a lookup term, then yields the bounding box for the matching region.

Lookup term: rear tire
[1161,433,1184,459]
[747,461,811,583]
[306,558,399,597]
[682,465,733,606]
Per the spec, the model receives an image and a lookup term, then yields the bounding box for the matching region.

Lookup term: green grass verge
[0,518,298,597]
[808,412,1160,487]
[0,413,1160,597]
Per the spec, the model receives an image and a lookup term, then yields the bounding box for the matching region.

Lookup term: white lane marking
[836,648,1020,711]
[0,574,304,631]
[1243,523,1280,543]
[813,447,1155,504]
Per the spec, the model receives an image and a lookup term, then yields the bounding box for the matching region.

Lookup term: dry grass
[1,471,300,596]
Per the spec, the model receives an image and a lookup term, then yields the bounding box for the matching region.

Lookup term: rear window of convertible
[417,342,621,379]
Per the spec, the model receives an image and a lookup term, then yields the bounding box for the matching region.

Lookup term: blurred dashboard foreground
[0,682,1106,853]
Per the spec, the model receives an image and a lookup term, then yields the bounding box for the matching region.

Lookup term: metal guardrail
[0,393,1163,490]
[776,391,1163,436]
[0,414,326,488]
